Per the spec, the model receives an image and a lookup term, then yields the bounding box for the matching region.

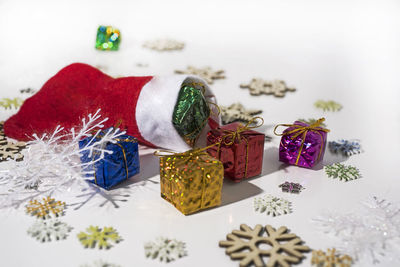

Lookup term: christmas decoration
[80,260,121,267]
[254,194,291,216]
[25,196,65,219]
[157,147,224,215]
[95,26,120,51]
[79,129,140,190]
[279,182,304,194]
[78,226,121,249]
[0,97,23,109]
[144,237,188,263]
[207,119,265,181]
[175,66,225,84]
[220,102,262,125]
[172,80,211,146]
[324,163,361,182]
[240,78,295,97]
[0,122,26,162]
[313,196,400,264]
[4,63,219,152]
[20,88,36,94]
[311,248,353,267]
[27,220,72,242]
[314,100,342,112]
[274,118,329,168]
[298,118,327,128]
[329,139,362,156]
[0,110,124,209]
[143,38,184,51]
[219,224,310,267]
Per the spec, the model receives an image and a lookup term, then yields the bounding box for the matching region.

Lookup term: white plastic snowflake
[254,194,291,216]
[27,220,72,242]
[313,196,400,264]
[0,109,125,209]
[329,139,362,156]
[144,237,188,263]
[143,38,184,51]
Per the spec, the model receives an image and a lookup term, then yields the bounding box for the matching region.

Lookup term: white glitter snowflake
[313,196,400,264]
[144,237,188,263]
[143,38,184,51]
[254,194,291,216]
[27,220,72,242]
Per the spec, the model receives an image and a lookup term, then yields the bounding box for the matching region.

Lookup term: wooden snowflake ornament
[175,66,225,84]
[26,196,66,219]
[220,103,262,125]
[240,79,295,97]
[311,248,353,267]
[143,38,184,51]
[219,224,310,267]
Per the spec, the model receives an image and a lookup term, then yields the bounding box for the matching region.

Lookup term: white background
[0,0,400,266]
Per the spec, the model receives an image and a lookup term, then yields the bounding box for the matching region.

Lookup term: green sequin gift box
[95,26,120,51]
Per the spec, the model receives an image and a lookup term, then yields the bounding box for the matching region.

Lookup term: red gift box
[206,121,265,181]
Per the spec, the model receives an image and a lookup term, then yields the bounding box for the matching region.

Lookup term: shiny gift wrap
[206,122,265,181]
[79,132,139,190]
[172,81,210,147]
[95,25,120,51]
[158,149,224,215]
[275,118,329,168]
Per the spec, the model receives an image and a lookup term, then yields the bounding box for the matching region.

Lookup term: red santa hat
[4,63,220,151]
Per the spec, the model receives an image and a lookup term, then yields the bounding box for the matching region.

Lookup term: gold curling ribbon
[215,117,264,178]
[273,118,330,166]
[154,142,221,211]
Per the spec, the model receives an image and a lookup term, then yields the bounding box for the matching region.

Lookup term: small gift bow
[273,118,330,165]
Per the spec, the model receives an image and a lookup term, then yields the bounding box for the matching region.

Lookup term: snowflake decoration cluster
[175,66,225,84]
[313,196,400,264]
[0,121,26,162]
[143,38,184,51]
[324,163,361,182]
[0,110,125,209]
[279,181,304,194]
[240,78,295,97]
[220,102,262,125]
[329,139,362,156]
[0,97,23,109]
[254,194,291,216]
[311,248,352,267]
[27,220,72,242]
[144,236,188,263]
[78,226,121,249]
[219,224,310,267]
[314,100,342,112]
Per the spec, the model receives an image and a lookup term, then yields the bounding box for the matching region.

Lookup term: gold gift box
[159,150,224,215]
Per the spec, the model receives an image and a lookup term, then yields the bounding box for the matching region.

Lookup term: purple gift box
[275,119,329,168]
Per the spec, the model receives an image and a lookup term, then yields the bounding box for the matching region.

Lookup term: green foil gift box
[172,80,211,147]
[156,147,224,215]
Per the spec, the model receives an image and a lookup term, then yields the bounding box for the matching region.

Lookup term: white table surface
[0,0,399,266]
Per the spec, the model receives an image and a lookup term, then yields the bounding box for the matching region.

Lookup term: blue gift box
[79,132,140,190]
